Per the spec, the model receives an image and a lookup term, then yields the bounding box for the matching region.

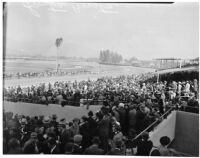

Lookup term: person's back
[107,139,124,155]
[80,119,90,138]
[98,115,110,137]
[72,143,83,154]
[48,137,61,154]
[117,105,126,134]
[87,116,97,137]
[23,132,39,154]
[80,117,91,150]
[72,134,83,155]
[136,139,153,156]
[112,108,120,122]
[84,144,104,155]
[108,148,123,155]
[149,147,161,156]
[7,138,22,154]
[60,126,73,145]
[65,142,74,154]
[136,132,153,156]
[23,139,37,154]
[7,148,22,154]
[128,108,136,128]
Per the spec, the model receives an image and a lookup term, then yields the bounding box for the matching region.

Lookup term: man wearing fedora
[23,132,39,154]
[19,118,29,147]
[72,134,83,154]
[84,137,104,155]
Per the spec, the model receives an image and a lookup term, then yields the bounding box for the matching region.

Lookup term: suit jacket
[117,108,126,127]
[87,117,97,137]
[23,139,39,154]
[136,140,153,156]
[98,115,111,137]
[72,144,83,154]
[84,144,104,155]
[108,148,123,155]
[129,109,136,127]
[50,144,60,154]
[7,148,22,154]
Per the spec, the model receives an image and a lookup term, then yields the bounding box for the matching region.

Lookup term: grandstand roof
[155,58,181,60]
[191,57,199,61]
[156,66,199,75]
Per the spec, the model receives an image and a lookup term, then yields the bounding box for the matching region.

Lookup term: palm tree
[55,37,63,72]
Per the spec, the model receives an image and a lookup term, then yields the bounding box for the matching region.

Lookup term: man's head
[141,132,149,141]
[30,132,38,142]
[119,103,124,108]
[52,114,57,121]
[88,111,93,117]
[81,116,88,122]
[74,134,83,145]
[38,126,44,134]
[43,116,50,124]
[20,118,27,127]
[160,136,170,146]
[72,118,80,124]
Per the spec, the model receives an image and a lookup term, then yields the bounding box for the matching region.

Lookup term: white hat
[112,106,117,111]
[119,103,124,108]
[115,121,120,126]
[20,118,27,125]
[43,116,50,124]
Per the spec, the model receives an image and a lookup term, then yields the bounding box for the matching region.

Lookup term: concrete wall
[149,111,199,156]
[149,111,176,147]
[174,111,199,156]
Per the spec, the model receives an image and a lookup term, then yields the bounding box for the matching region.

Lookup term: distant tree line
[124,57,138,63]
[99,50,123,64]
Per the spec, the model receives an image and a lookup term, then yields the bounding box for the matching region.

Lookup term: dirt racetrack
[4,61,155,87]
[4,101,101,121]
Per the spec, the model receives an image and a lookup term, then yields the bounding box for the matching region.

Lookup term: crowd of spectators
[3,73,199,155]
[4,69,94,79]
[4,73,153,105]
[3,108,183,155]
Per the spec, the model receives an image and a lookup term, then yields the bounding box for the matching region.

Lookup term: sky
[5,2,199,60]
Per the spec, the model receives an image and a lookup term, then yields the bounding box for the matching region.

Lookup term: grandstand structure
[155,58,181,70]
[150,66,199,156]
[154,58,199,70]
